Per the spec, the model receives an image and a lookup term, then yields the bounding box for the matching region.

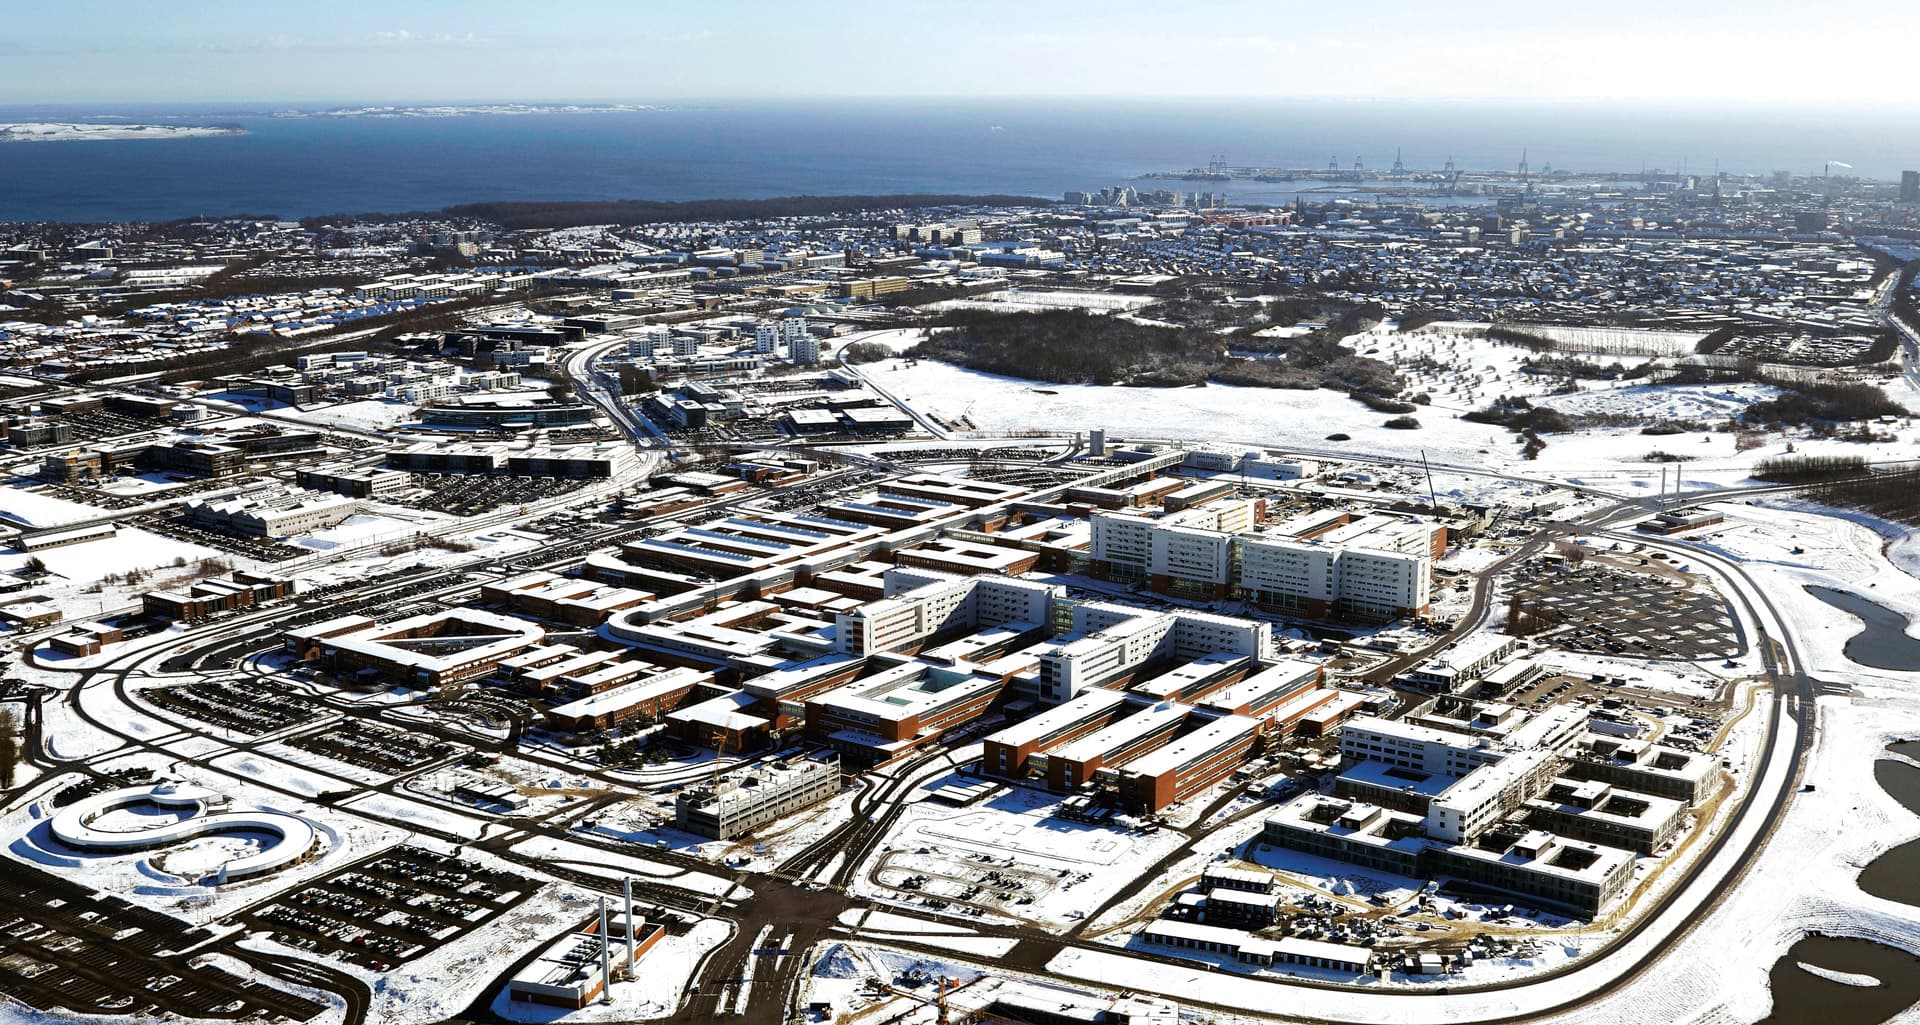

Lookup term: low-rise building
[546,666,711,732]
[142,570,295,621]
[674,756,841,839]
[506,915,663,1009]
[291,609,546,688]
[1117,712,1263,813]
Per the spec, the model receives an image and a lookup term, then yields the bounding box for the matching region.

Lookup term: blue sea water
[0,99,1915,223]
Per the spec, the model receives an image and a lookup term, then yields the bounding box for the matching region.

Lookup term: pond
[1758,934,1920,1025]
[1804,587,1920,671]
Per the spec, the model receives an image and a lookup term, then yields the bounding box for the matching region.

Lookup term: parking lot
[0,859,324,1022]
[873,849,1066,919]
[143,679,318,736]
[49,408,162,443]
[239,847,532,972]
[397,472,593,516]
[1506,562,1739,661]
[141,513,313,562]
[286,718,463,775]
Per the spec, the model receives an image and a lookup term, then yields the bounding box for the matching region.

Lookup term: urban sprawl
[0,161,1918,1025]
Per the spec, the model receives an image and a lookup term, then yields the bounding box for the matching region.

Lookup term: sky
[4,0,1917,107]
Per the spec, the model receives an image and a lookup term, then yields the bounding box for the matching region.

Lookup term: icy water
[1804,587,1920,672]
[4,98,1920,221]
[1857,757,1920,908]
[1758,745,1920,1023]
[1758,935,1920,1025]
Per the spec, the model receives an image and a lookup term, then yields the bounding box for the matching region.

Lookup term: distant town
[1,158,1918,1025]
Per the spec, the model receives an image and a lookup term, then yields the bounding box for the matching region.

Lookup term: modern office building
[286,609,547,689]
[674,756,841,839]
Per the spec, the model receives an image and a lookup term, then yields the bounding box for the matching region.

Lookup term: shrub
[838,341,895,364]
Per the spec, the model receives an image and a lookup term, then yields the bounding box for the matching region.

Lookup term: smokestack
[599,896,612,1005]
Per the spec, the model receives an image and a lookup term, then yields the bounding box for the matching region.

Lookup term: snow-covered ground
[799,942,988,1022]
[1,761,402,925]
[868,325,1920,498]
[863,357,1520,464]
[508,835,742,899]
[491,918,731,1022]
[271,399,421,432]
[1,486,125,527]
[0,122,244,142]
[291,511,452,553]
[852,786,1187,930]
[1537,382,1780,420]
[920,289,1157,314]
[1048,499,1920,1023]
[1359,325,1664,412]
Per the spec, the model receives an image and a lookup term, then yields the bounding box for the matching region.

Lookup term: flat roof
[1053,700,1190,764]
[1124,713,1260,778]
[815,661,1001,723]
[1130,653,1248,700]
[669,691,768,733]
[1342,715,1490,750]
[983,687,1130,749]
[320,608,545,672]
[1196,657,1321,712]
[552,667,710,721]
[1433,749,1554,813]
[1338,758,1457,798]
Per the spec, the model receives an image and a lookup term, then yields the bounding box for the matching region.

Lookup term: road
[0,409,1837,1025]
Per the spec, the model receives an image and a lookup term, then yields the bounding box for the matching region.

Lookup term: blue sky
[3,0,1912,106]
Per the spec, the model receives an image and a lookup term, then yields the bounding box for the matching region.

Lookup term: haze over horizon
[5,0,1915,107]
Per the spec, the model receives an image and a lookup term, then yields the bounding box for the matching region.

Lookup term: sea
[1,98,1917,223]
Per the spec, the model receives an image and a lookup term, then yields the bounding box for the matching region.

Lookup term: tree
[21,557,47,577]
[0,706,20,789]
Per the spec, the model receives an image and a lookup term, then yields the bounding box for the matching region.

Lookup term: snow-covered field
[921,289,1157,314]
[292,511,451,553]
[861,357,1520,464]
[1537,382,1780,421]
[860,349,1920,498]
[272,399,422,433]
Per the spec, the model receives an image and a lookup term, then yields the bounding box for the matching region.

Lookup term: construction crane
[857,975,969,1024]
